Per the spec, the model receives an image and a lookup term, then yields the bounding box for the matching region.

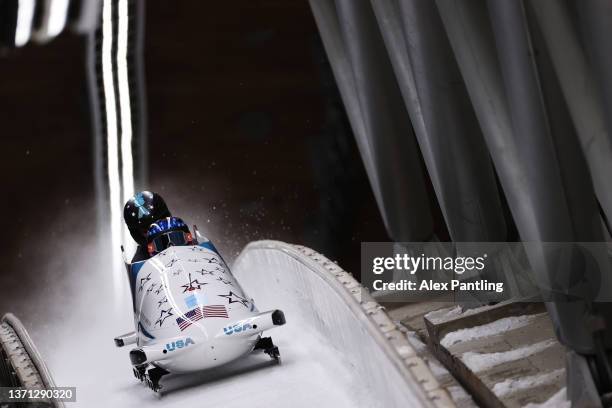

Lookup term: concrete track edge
[1,313,64,408]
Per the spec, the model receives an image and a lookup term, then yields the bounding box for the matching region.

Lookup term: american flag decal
[176,307,203,331]
[176,305,229,331]
[202,305,228,318]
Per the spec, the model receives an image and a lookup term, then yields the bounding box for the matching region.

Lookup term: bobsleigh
[114,228,286,392]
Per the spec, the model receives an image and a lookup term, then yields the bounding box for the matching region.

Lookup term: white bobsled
[114,232,286,392]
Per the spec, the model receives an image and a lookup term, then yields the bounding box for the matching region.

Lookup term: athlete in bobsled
[115,191,286,392]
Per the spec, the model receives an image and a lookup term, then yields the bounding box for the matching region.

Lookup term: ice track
[19,241,437,407]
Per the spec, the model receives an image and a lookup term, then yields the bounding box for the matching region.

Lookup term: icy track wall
[233,241,453,408]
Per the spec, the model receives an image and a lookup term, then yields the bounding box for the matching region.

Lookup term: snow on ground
[424,303,508,325]
[424,306,463,324]
[446,385,474,405]
[427,358,450,379]
[523,387,570,408]
[403,330,477,407]
[461,339,556,372]
[440,314,545,348]
[404,330,427,354]
[404,330,450,379]
[406,331,450,380]
[492,368,564,398]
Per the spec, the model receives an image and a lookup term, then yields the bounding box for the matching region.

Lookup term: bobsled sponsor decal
[223,322,255,336]
[165,337,195,352]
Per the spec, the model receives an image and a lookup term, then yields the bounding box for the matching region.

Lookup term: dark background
[0,0,389,309]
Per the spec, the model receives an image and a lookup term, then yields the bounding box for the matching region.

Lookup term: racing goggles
[147,231,194,256]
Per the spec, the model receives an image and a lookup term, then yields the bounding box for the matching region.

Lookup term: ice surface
[18,239,428,407]
[54,323,363,407]
[440,314,544,348]
[234,241,432,407]
[461,339,556,372]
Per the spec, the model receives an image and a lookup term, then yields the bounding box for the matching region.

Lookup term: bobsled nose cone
[272,310,286,326]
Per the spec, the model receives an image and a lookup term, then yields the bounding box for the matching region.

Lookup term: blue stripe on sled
[199,241,220,255]
[138,322,155,340]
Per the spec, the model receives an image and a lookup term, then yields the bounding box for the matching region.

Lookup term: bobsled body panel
[131,245,261,373]
[154,336,259,373]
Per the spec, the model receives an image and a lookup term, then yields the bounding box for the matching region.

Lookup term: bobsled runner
[114,225,286,392]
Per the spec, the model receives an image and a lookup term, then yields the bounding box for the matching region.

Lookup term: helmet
[146,217,194,256]
[124,191,171,245]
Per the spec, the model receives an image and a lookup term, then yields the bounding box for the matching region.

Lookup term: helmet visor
[149,231,191,255]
